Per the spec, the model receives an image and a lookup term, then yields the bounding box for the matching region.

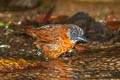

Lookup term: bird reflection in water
[39,60,74,80]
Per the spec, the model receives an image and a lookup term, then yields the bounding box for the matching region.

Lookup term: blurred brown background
[0,0,120,22]
[53,0,120,20]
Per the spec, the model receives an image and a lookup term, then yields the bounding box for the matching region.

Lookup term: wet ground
[0,1,120,80]
[1,45,120,80]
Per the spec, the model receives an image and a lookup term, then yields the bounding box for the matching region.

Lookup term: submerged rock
[84,22,113,42]
[66,12,95,27]
[66,12,114,42]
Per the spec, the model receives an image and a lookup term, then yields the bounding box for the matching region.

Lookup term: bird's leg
[66,49,74,57]
[61,49,74,58]
[37,49,49,61]
[68,49,74,53]
[37,49,42,56]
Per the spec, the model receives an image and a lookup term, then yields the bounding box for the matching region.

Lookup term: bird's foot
[37,49,49,61]
[68,49,74,53]
[37,49,42,56]
[60,49,74,58]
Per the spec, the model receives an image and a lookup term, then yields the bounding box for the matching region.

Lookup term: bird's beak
[77,36,87,42]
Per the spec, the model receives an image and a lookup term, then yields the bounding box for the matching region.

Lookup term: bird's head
[67,25,87,43]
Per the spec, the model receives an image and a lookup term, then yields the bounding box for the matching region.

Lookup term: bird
[25,24,87,59]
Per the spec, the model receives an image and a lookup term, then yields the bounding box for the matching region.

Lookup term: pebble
[0,45,11,48]
[84,75,91,78]
[82,40,120,50]
[116,61,120,64]
[115,42,120,45]
[100,46,106,49]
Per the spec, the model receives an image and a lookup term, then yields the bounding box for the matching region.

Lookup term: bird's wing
[34,26,62,43]
[34,24,74,43]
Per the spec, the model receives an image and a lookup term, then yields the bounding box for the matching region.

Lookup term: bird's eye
[72,32,76,34]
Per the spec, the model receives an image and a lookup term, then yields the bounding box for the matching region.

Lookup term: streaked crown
[67,25,87,43]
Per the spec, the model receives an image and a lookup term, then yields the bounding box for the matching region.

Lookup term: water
[0,47,120,79]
